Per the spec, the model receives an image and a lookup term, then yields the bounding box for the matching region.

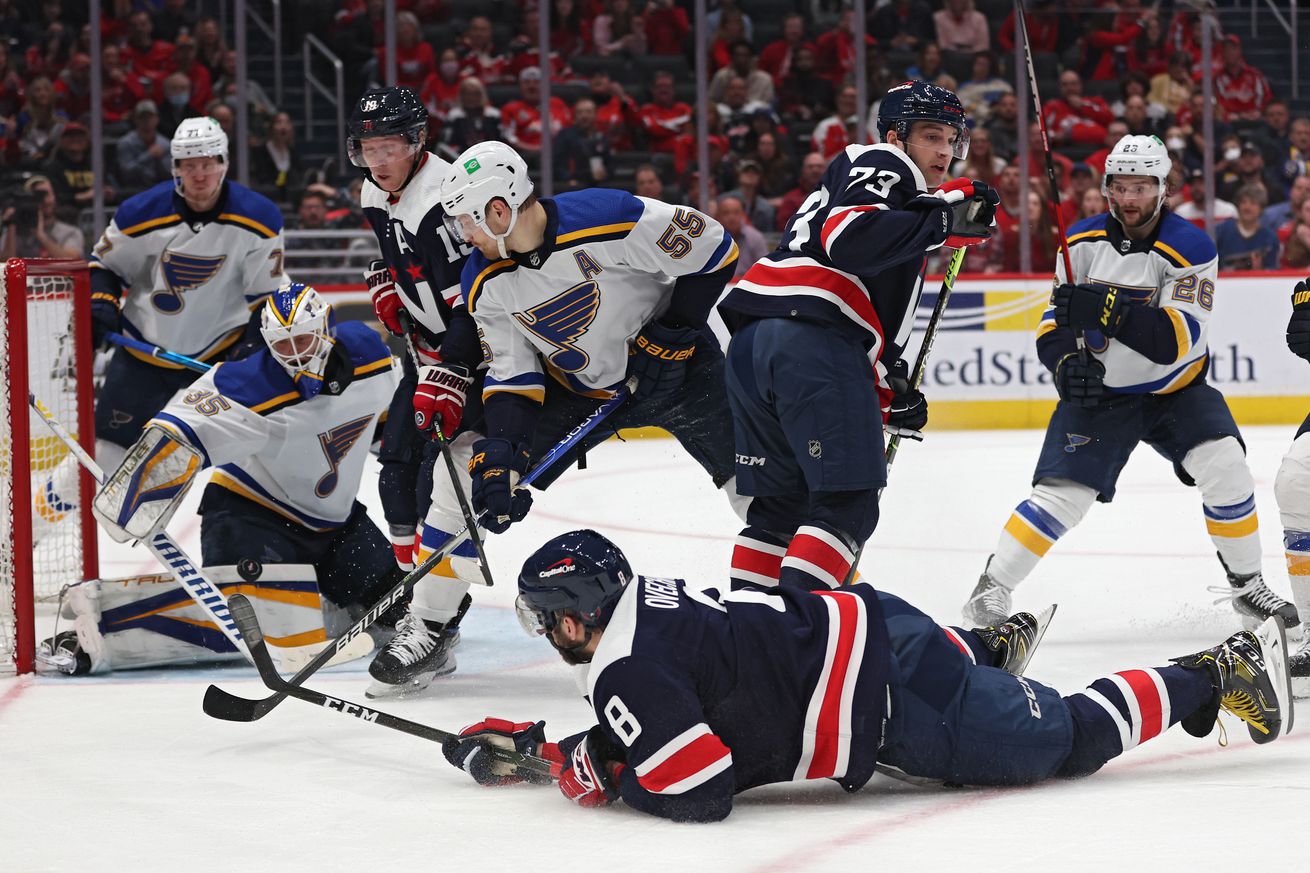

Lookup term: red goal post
[1,258,99,674]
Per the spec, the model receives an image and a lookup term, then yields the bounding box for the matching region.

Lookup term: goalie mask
[1101,134,1171,229]
[439,141,534,260]
[516,529,632,664]
[260,283,338,399]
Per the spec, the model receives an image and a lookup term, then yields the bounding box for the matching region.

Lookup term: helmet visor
[442,210,484,246]
[514,593,553,637]
[347,131,423,169]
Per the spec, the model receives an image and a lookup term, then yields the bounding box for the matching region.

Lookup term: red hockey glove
[442,718,563,787]
[413,363,472,439]
[365,259,406,337]
[908,178,999,248]
[557,727,623,808]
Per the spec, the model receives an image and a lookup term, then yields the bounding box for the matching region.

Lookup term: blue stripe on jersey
[151,412,213,467]
[1203,496,1257,520]
[1067,212,1111,238]
[111,181,179,236]
[1286,531,1310,551]
[336,320,391,370]
[212,350,297,409]
[1155,212,1217,268]
[696,233,736,275]
[1111,355,1207,393]
[485,372,547,390]
[215,463,345,530]
[1181,310,1202,345]
[222,182,285,235]
[553,188,646,237]
[1016,499,1067,540]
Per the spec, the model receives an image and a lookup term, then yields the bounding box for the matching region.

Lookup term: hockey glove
[468,438,534,533]
[885,358,927,440]
[365,258,406,337]
[558,725,624,809]
[90,298,121,350]
[442,718,563,787]
[1288,280,1310,361]
[413,362,472,439]
[1054,352,1106,408]
[907,178,999,248]
[1053,283,1127,337]
[628,319,698,403]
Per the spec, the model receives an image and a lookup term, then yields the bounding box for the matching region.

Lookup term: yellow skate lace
[1221,690,1270,736]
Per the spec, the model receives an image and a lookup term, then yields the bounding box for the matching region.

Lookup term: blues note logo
[1064,433,1092,453]
[513,281,600,373]
[315,415,374,497]
[155,251,226,313]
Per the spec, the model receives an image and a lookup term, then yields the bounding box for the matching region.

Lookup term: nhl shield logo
[1119,239,1131,253]
[808,440,822,459]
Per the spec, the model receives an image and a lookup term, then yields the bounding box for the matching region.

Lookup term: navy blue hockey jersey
[565,575,892,822]
[719,143,948,369]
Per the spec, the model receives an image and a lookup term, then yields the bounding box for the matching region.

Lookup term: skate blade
[1253,617,1293,742]
[1013,604,1058,677]
[364,659,456,700]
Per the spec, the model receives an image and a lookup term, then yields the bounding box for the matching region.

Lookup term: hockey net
[0,258,99,674]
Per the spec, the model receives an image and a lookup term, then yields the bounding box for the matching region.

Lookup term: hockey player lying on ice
[442,529,1293,823]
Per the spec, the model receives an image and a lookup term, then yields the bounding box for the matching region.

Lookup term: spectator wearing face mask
[157,71,199,137]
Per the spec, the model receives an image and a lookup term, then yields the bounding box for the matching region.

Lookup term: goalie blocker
[92,425,202,543]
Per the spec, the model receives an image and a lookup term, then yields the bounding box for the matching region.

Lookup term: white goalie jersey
[462,188,738,401]
[1039,210,1218,394]
[90,180,289,364]
[148,322,399,531]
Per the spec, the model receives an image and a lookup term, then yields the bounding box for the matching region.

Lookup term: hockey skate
[1171,617,1293,744]
[1211,551,1300,631]
[34,613,105,676]
[365,595,470,698]
[973,605,1057,676]
[962,557,1012,627]
[1290,637,1310,699]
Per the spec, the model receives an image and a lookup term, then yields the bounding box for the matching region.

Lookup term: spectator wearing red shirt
[933,0,989,53]
[811,85,864,160]
[593,0,646,57]
[709,9,748,71]
[376,12,437,90]
[53,53,92,124]
[814,9,875,90]
[1215,35,1273,121]
[500,67,571,156]
[1134,11,1170,78]
[775,151,826,232]
[1086,120,1128,176]
[24,21,71,83]
[758,14,811,86]
[998,0,1062,54]
[871,0,935,53]
[165,37,214,115]
[98,44,145,129]
[507,4,574,82]
[551,0,592,59]
[777,46,834,122]
[1019,120,1072,185]
[643,0,690,56]
[1045,70,1114,146]
[585,69,641,151]
[640,69,692,154]
[421,48,465,130]
[193,17,228,83]
[1081,6,1157,82]
[458,16,508,83]
[710,40,775,107]
[1165,9,1206,67]
[122,10,175,85]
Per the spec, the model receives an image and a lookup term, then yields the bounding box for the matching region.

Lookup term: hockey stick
[203,379,637,722]
[395,310,494,588]
[29,393,255,664]
[226,592,555,776]
[105,331,213,373]
[1013,0,1082,354]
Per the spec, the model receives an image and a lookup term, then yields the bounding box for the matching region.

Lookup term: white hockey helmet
[1101,134,1172,226]
[171,116,229,195]
[439,141,534,259]
[260,283,338,397]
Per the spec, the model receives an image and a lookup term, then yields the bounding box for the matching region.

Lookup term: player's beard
[549,628,594,665]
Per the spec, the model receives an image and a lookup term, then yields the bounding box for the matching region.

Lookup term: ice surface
[4,426,1308,871]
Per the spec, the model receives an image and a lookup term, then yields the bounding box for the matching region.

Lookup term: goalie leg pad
[93,425,203,543]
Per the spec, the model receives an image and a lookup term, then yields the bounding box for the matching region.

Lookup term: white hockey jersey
[90,180,288,366]
[360,152,475,348]
[462,189,738,401]
[1038,210,1217,394]
[148,322,399,531]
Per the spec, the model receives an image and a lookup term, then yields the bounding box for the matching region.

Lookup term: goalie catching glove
[92,425,203,543]
[413,362,471,439]
[442,718,564,786]
[907,177,999,248]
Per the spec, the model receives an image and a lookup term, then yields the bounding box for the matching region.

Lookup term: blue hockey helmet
[877,81,970,159]
[515,529,632,637]
[347,86,428,190]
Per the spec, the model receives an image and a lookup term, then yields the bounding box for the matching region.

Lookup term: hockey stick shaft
[203,380,635,721]
[105,331,213,373]
[395,310,494,588]
[29,393,254,663]
[227,593,554,775]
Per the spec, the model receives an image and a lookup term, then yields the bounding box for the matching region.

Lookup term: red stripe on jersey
[807,591,860,779]
[636,732,732,794]
[820,203,884,250]
[941,627,974,662]
[740,260,884,339]
[731,542,784,580]
[786,530,853,587]
[1118,669,1163,743]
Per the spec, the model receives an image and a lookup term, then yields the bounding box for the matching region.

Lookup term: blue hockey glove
[885,358,927,440]
[90,299,121,350]
[1054,352,1106,408]
[468,438,533,533]
[627,319,698,402]
[442,717,561,787]
[1053,283,1127,337]
[1289,280,1310,361]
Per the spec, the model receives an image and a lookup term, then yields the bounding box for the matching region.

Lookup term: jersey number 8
[604,695,643,745]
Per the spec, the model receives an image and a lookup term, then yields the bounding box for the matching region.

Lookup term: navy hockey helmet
[515,529,632,638]
[347,87,428,187]
[877,81,970,159]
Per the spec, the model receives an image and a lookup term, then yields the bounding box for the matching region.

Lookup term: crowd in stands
[3,0,1310,277]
